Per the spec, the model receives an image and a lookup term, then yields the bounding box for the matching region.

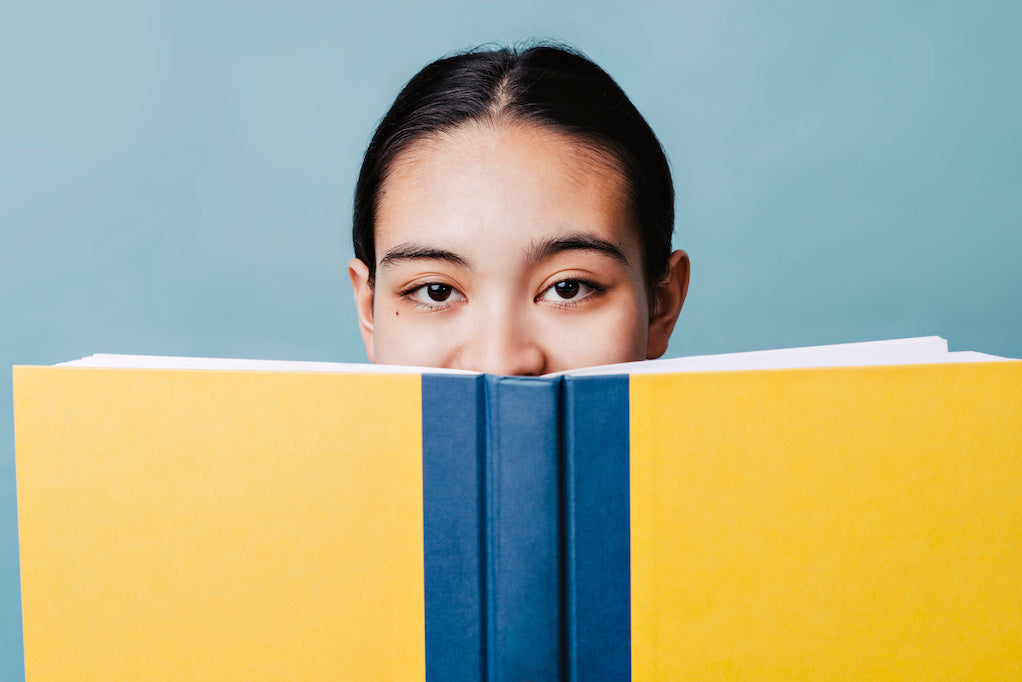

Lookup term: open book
[13,338,1022,680]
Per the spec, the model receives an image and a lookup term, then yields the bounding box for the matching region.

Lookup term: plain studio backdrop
[2,0,1020,676]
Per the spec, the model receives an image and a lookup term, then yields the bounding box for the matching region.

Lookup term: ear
[646,250,690,360]
[347,258,376,363]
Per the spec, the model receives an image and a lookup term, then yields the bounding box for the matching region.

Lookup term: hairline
[371,116,643,280]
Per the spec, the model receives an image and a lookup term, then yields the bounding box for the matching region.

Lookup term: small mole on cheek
[395,311,399,316]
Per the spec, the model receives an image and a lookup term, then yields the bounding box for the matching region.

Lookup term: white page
[55,337,1012,376]
[559,349,1011,377]
[555,336,954,376]
[57,354,475,375]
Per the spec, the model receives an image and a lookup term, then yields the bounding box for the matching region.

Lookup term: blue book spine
[484,376,563,682]
[563,375,632,680]
[424,375,628,680]
[422,374,486,682]
[423,375,565,681]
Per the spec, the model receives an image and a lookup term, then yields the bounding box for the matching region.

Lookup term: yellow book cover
[14,367,427,680]
[629,362,1022,679]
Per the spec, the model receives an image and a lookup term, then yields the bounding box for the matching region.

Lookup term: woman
[349,44,689,374]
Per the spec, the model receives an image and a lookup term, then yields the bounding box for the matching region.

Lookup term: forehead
[374,122,641,263]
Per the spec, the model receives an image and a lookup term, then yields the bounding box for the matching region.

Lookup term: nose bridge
[467,296,546,376]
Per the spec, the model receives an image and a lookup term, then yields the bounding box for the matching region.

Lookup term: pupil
[427,284,451,302]
[555,280,580,299]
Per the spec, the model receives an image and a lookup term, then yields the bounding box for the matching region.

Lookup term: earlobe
[347,258,376,363]
[646,250,690,360]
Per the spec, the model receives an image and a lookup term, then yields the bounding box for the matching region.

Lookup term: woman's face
[349,122,687,375]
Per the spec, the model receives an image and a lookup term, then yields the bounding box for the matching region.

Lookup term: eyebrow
[378,243,472,270]
[526,233,631,268]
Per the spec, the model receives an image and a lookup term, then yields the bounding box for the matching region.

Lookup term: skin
[349,121,689,375]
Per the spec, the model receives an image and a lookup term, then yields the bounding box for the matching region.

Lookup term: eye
[536,278,604,305]
[403,282,466,309]
[552,280,580,299]
[424,283,453,301]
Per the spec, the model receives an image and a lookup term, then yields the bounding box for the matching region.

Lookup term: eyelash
[536,278,606,308]
[399,282,466,311]
[399,277,606,311]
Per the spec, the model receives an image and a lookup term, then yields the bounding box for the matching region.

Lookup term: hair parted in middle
[353,42,675,290]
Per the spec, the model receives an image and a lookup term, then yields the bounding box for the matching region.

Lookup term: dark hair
[353,43,674,288]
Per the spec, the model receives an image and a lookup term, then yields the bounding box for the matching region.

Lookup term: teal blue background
[2,0,1020,676]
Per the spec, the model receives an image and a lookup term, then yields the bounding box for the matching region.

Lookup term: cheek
[594,304,649,361]
[542,298,650,369]
[371,302,458,368]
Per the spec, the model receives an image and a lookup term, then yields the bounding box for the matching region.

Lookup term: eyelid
[399,279,467,311]
[535,276,606,307]
[395,271,462,297]
[536,268,609,295]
